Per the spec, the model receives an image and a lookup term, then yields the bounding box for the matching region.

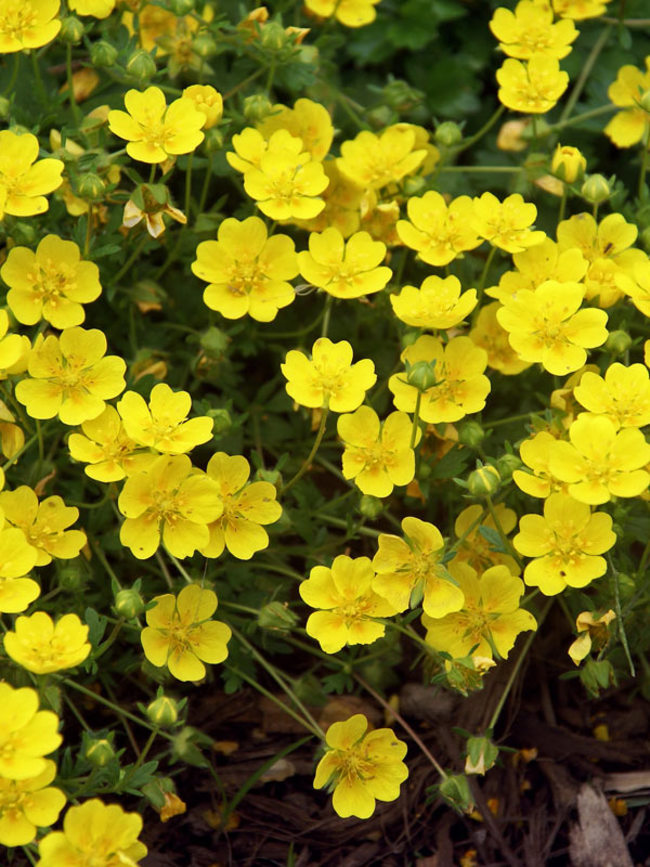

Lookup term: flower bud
[551,144,586,183]
[605,329,632,356]
[260,21,287,51]
[202,128,224,154]
[464,736,499,775]
[193,33,218,58]
[406,359,438,391]
[640,90,650,113]
[10,221,38,246]
[200,326,229,357]
[641,227,650,253]
[147,695,180,727]
[402,176,426,196]
[114,587,145,619]
[126,49,157,83]
[359,494,383,519]
[458,421,485,449]
[60,15,85,43]
[56,558,88,591]
[77,172,106,201]
[258,601,298,632]
[243,93,273,123]
[581,174,611,205]
[435,121,463,148]
[90,40,119,68]
[367,105,396,129]
[169,0,195,13]
[467,465,501,497]
[85,738,116,767]
[438,773,474,813]
[207,408,232,436]
[0,97,10,119]
[496,453,521,481]
[383,79,422,112]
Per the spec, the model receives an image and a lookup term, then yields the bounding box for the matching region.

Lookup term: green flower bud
[203,127,224,154]
[56,558,88,591]
[207,408,232,436]
[0,97,10,119]
[458,421,485,449]
[434,121,463,148]
[90,40,119,68]
[193,33,218,59]
[581,174,611,205]
[114,587,145,620]
[258,601,298,632]
[640,90,650,113]
[406,359,438,391]
[467,465,501,497]
[126,49,157,83]
[147,695,180,727]
[402,176,426,196]
[496,453,521,481]
[464,736,499,775]
[400,330,421,349]
[85,738,116,768]
[10,221,38,246]
[367,105,396,130]
[260,21,287,51]
[438,773,474,813]
[641,226,650,253]
[243,93,273,123]
[77,172,105,201]
[359,494,383,519]
[169,0,195,13]
[382,79,422,112]
[200,326,229,357]
[445,653,494,695]
[605,329,632,356]
[60,16,85,44]
[296,45,318,66]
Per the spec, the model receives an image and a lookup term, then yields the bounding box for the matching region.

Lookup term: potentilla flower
[486,237,588,303]
[300,555,399,653]
[548,414,650,504]
[496,280,609,375]
[513,493,616,595]
[0,525,39,614]
[0,760,65,847]
[0,684,62,780]
[568,609,615,665]
[390,275,477,330]
[108,86,206,164]
[0,310,30,378]
[0,131,64,219]
[313,714,408,819]
[552,0,611,21]
[490,1,578,59]
[191,216,299,321]
[551,144,587,182]
[4,611,90,673]
[199,452,282,560]
[496,56,569,113]
[0,487,86,566]
[68,0,115,17]
[227,128,302,174]
[0,0,61,52]
[294,161,363,238]
[118,454,223,560]
[372,517,464,617]
[297,228,391,299]
[396,192,482,266]
[182,84,223,129]
[117,383,213,454]
[573,363,650,428]
[305,0,381,28]
[282,338,376,412]
[1,234,102,329]
[68,406,156,482]
[338,406,417,498]
[122,2,202,54]
[618,260,650,318]
[604,58,650,148]
[389,336,490,425]
[337,126,426,191]
[422,563,537,661]
[257,98,334,162]
[37,799,147,867]
[451,504,520,575]
[471,193,545,253]
[141,583,231,681]
[469,302,532,376]
[513,430,566,498]
[15,327,126,426]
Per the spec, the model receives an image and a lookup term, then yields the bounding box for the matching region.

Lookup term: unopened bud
[200,326,228,357]
[203,127,224,153]
[258,601,298,632]
[464,736,499,775]
[0,97,10,119]
[383,79,422,112]
[193,33,218,58]
[114,587,145,619]
[458,421,485,449]
[90,40,118,67]
[243,93,273,123]
[169,0,196,13]
[435,121,463,148]
[581,173,611,205]
[126,49,157,83]
[438,773,474,813]
[260,21,286,51]
[640,90,650,113]
[467,465,501,497]
[366,105,396,130]
[551,144,586,183]
[77,172,105,201]
[85,738,115,767]
[496,453,521,481]
[207,408,232,436]
[402,176,426,196]
[147,695,180,727]
[406,360,438,391]
[359,494,383,519]
[60,16,85,43]
[605,329,632,356]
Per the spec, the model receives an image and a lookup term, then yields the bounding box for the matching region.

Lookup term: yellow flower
[338,406,417,497]
[486,237,588,303]
[472,193,545,253]
[549,414,650,504]
[397,192,482,266]
[182,84,223,129]
[141,584,231,682]
[0,760,65,848]
[452,504,520,575]
[513,430,565,498]
[372,517,465,617]
[568,609,615,665]
[4,611,90,673]
[617,259,650,317]
[68,406,156,482]
[0,399,24,460]
[313,714,408,819]
[305,0,381,28]
[199,452,282,560]
[0,684,62,780]
[294,161,363,238]
[0,310,30,378]
[0,0,61,52]
[469,302,531,376]
[422,563,537,661]
[605,58,650,148]
[227,127,297,174]
[108,86,205,164]
[389,336,490,424]
[15,327,126,426]
[257,98,334,161]
[552,0,611,20]
[496,281,608,375]
[300,555,399,653]
[0,525,39,614]
[551,144,586,182]
[37,799,147,867]
[1,234,102,328]
[68,0,115,17]
[490,1,578,60]
[118,454,223,560]
[514,493,616,594]
[390,275,477,330]
[192,216,299,321]
[573,363,650,428]
[282,338,376,412]
[298,228,391,299]
[0,486,86,566]
[496,56,569,113]
[0,131,63,219]
[337,126,426,190]
[122,3,201,53]
[117,383,213,454]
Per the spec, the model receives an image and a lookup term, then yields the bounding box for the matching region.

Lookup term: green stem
[558,186,568,224]
[2,53,20,98]
[487,412,534,428]
[608,552,635,676]
[476,246,497,300]
[1,431,40,472]
[148,164,156,184]
[436,165,521,174]
[321,294,333,338]
[198,153,214,214]
[112,235,148,285]
[549,104,616,133]
[133,728,158,769]
[84,204,93,257]
[557,25,614,127]
[485,495,523,570]
[639,125,650,199]
[280,408,329,495]
[184,152,193,221]
[410,391,422,449]
[454,104,506,154]
[32,52,47,107]
[222,67,266,101]
[314,513,381,538]
[65,44,81,122]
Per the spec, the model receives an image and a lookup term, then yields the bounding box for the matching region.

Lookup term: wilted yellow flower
[0,131,64,219]
[4,611,90,673]
[0,0,61,52]
[568,609,615,665]
[298,228,391,299]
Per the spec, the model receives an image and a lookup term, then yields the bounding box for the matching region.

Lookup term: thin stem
[184,152,194,221]
[1,431,39,472]
[32,52,47,107]
[65,44,81,122]
[485,495,523,570]
[133,728,158,769]
[454,104,506,154]
[314,513,381,539]
[558,186,568,224]
[476,246,497,300]
[222,67,265,101]
[639,125,650,199]
[549,104,616,133]
[280,409,329,495]
[608,552,635,676]
[84,204,93,257]
[321,294,333,338]
[558,25,613,127]
[198,153,214,214]
[2,53,20,98]
[410,391,422,449]
[436,165,521,174]
[112,235,148,285]
[148,164,156,183]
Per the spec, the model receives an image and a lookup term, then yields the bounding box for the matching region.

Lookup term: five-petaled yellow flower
[117,383,213,454]
[4,611,91,674]
[0,0,61,53]
[0,131,64,220]
[298,228,391,299]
